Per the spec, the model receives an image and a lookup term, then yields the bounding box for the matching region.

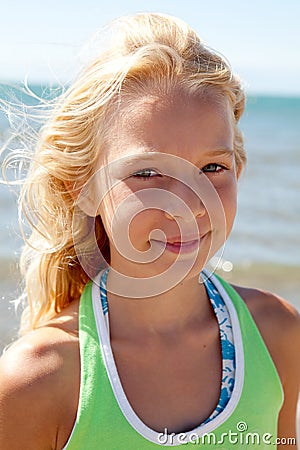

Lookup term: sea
[0,84,299,352]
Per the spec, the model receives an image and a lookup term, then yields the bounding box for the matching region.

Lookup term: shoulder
[232,282,299,323]
[231,283,300,437]
[0,301,80,450]
[231,284,300,375]
[231,283,300,368]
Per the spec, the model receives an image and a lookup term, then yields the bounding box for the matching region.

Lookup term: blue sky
[1,0,299,95]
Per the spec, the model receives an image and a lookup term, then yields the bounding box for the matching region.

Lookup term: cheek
[214,177,238,235]
[98,185,132,236]
[99,185,159,249]
[128,209,161,246]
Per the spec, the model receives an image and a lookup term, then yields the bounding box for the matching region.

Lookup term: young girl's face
[94,90,239,282]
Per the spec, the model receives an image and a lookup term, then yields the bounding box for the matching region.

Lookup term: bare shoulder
[231,283,300,363]
[232,282,299,323]
[0,300,80,450]
[232,283,300,439]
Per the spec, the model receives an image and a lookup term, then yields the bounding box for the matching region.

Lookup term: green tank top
[64,273,283,449]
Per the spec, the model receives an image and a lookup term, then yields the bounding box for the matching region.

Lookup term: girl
[0,13,299,450]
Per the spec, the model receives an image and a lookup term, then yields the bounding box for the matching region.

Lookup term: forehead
[101,90,233,164]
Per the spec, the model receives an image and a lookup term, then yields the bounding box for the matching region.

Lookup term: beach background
[1,0,299,437]
[0,87,299,352]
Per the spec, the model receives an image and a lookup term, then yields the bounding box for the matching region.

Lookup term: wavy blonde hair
[17,13,246,333]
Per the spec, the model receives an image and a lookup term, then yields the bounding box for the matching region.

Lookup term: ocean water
[0,84,299,351]
[227,95,300,266]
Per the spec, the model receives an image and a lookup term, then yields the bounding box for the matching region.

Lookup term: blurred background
[0,0,299,353]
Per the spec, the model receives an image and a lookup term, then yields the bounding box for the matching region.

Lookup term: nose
[163,179,206,222]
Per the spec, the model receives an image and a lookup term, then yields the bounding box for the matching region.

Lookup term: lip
[166,239,200,254]
[152,232,210,254]
[167,235,201,244]
[167,231,210,243]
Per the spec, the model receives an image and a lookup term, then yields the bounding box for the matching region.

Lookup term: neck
[106,270,212,341]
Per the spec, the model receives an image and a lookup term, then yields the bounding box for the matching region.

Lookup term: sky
[1,0,300,95]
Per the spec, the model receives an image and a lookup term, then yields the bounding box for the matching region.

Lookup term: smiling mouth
[166,239,199,254]
[152,232,209,254]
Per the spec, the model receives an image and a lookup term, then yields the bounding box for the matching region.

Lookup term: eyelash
[132,164,227,180]
[132,169,162,179]
[201,163,227,174]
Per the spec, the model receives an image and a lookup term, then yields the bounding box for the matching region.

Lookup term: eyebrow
[120,152,162,167]
[121,148,234,166]
[202,148,234,157]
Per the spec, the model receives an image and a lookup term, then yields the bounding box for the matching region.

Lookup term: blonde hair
[17,13,246,333]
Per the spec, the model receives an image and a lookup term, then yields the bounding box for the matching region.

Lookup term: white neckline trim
[91,269,245,446]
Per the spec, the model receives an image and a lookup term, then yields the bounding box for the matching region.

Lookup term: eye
[131,168,161,179]
[201,163,227,173]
